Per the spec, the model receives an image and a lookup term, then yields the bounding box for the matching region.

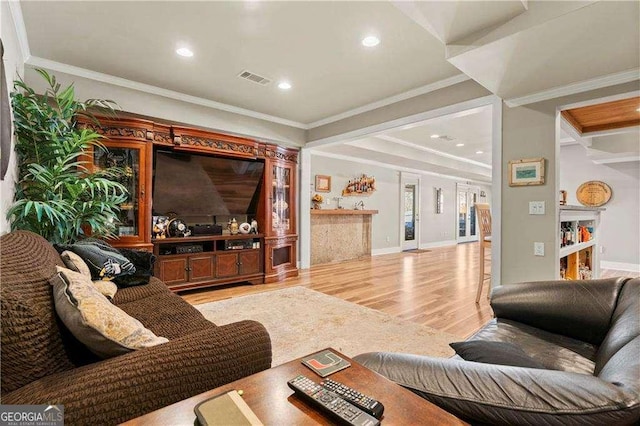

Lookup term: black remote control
[321,378,384,420]
[287,375,380,426]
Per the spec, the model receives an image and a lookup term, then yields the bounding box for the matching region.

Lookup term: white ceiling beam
[560,117,591,147]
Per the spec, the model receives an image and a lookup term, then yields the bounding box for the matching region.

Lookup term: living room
[1,1,639,425]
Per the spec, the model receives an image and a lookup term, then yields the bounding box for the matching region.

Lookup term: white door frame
[400,172,421,251]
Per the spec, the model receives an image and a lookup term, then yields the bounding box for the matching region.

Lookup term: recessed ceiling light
[278,81,292,90]
[176,47,194,57]
[362,36,380,47]
[430,134,440,139]
[456,143,464,147]
[476,150,484,154]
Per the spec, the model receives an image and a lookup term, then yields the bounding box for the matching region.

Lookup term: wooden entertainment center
[80,116,299,291]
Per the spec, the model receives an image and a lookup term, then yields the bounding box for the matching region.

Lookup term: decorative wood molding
[260,144,299,163]
[172,126,259,158]
[152,123,173,146]
[77,117,154,142]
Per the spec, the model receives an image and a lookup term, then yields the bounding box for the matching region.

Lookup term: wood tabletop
[123,348,466,425]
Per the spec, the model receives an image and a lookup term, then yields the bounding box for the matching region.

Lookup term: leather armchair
[355,278,640,425]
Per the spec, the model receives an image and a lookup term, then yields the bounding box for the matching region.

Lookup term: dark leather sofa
[355,277,640,425]
[0,231,272,425]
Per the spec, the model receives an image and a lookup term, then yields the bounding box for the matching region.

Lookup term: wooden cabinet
[262,146,299,283]
[81,116,298,290]
[153,235,263,292]
[217,250,261,278]
[558,206,603,280]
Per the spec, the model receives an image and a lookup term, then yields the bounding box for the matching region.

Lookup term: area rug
[195,287,456,366]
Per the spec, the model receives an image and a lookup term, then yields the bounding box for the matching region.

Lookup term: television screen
[152,150,264,218]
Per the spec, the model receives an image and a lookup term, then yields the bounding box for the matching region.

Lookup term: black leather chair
[355,278,640,425]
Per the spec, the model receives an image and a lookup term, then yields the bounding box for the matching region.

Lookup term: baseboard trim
[420,240,458,249]
[601,261,640,273]
[372,247,402,256]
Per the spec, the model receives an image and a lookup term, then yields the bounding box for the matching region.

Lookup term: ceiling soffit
[562,97,640,134]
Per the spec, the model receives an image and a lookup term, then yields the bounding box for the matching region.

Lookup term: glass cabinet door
[93,144,145,240]
[271,164,291,233]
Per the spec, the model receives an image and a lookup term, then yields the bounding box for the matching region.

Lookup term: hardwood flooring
[182,242,494,339]
[181,242,638,339]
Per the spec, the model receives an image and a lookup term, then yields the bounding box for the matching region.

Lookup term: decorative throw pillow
[60,250,92,278]
[56,241,135,281]
[51,266,168,358]
[450,341,545,369]
[91,280,118,300]
[61,251,118,299]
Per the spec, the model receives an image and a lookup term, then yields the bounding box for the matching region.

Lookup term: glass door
[92,142,146,243]
[457,184,478,243]
[402,175,420,251]
[271,164,291,234]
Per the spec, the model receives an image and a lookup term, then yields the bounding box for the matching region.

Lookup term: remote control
[287,375,380,426]
[321,378,384,419]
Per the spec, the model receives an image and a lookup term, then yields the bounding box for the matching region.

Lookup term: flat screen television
[152,150,264,220]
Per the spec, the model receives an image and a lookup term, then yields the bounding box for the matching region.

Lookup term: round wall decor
[576,181,612,207]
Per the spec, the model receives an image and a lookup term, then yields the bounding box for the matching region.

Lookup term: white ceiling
[15,0,640,181]
[21,1,461,124]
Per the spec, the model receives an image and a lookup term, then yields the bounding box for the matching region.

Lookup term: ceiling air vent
[238,70,271,86]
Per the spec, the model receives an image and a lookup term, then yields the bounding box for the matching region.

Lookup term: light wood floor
[181,243,638,339]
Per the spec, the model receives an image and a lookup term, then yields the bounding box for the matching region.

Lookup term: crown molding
[7,0,31,63]
[307,74,471,129]
[505,69,640,107]
[24,56,309,129]
[310,150,490,184]
[374,134,492,170]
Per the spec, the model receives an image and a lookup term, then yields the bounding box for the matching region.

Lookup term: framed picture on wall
[315,175,331,192]
[508,158,545,186]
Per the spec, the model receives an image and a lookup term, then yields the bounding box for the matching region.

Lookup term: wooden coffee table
[123,348,466,425]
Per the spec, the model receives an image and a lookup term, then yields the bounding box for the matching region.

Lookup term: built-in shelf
[559,207,603,280]
[559,240,596,258]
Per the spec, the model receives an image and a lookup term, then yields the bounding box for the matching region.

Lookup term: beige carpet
[195,287,456,366]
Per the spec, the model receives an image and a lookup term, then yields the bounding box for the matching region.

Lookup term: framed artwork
[315,175,331,192]
[508,158,545,186]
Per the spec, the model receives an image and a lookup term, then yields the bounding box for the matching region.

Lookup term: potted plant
[7,69,128,244]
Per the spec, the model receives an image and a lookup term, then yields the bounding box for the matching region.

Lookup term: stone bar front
[311,209,379,265]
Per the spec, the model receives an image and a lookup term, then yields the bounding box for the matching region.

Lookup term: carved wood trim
[259,144,298,163]
[77,116,154,142]
[172,126,259,158]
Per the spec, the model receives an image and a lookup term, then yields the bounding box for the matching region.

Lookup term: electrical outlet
[386,236,390,243]
[529,201,545,215]
[600,246,605,254]
[534,242,545,256]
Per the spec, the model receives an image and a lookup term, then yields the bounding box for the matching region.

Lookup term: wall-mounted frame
[508,158,545,187]
[315,175,331,192]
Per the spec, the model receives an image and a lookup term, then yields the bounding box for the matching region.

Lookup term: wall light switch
[529,201,546,215]
[534,242,545,256]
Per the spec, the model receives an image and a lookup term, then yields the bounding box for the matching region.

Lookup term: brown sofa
[0,230,272,425]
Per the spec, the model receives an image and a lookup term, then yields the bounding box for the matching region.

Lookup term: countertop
[310,209,379,215]
[560,205,606,211]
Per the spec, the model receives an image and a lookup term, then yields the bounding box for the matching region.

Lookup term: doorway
[402,174,420,251]
[457,184,479,243]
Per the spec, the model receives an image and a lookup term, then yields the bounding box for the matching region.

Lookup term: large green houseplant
[8,69,128,244]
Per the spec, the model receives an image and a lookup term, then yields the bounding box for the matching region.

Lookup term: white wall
[310,153,492,252]
[501,80,639,285]
[1,2,24,234]
[310,154,401,250]
[560,144,640,268]
[22,67,306,148]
